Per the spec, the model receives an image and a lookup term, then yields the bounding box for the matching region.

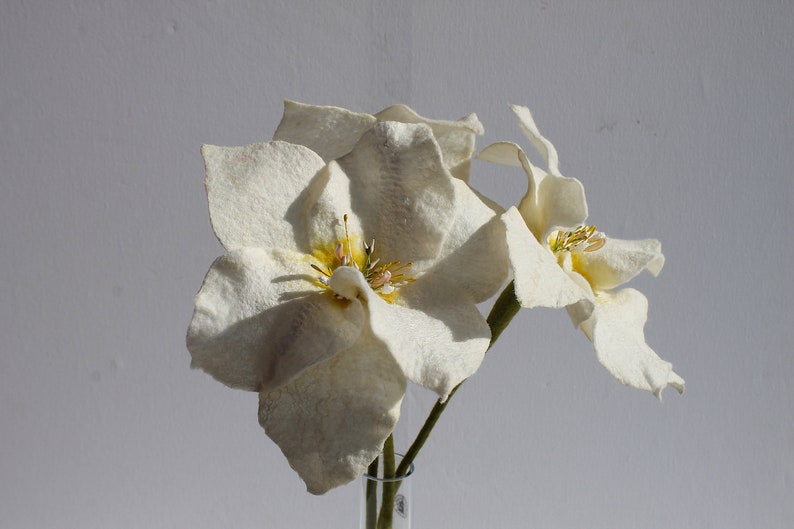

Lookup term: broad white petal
[415,178,507,303]
[575,288,685,398]
[273,100,377,162]
[375,105,484,181]
[502,208,591,309]
[203,142,325,251]
[187,248,365,391]
[573,237,664,291]
[259,332,406,494]
[334,121,456,271]
[341,271,490,400]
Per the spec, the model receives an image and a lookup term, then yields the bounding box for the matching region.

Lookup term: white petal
[575,288,685,398]
[508,104,589,237]
[375,105,484,181]
[572,237,665,291]
[345,270,491,400]
[273,100,377,162]
[502,208,592,309]
[510,104,560,176]
[526,169,589,237]
[333,121,457,271]
[295,161,362,252]
[476,141,525,168]
[478,141,587,238]
[187,248,365,391]
[415,178,507,303]
[203,142,325,251]
[259,332,406,494]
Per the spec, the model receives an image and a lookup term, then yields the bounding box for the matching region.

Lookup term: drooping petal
[259,331,406,494]
[375,105,484,181]
[187,248,365,391]
[273,100,377,162]
[575,288,685,398]
[502,207,592,309]
[203,142,325,252]
[572,237,665,291]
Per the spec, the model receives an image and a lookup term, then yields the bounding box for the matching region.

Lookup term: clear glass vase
[359,453,414,529]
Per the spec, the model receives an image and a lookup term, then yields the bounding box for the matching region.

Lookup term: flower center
[311,215,414,300]
[550,225,606,254]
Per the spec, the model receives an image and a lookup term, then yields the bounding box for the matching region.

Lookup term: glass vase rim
[363,452,415,483]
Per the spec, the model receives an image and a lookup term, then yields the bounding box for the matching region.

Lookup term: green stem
[394,281,520,479]
[375,435,396,529]
[365,456,379,529]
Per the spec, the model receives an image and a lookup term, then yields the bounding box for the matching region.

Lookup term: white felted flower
[478,105,684,399]
[188,113,507,494]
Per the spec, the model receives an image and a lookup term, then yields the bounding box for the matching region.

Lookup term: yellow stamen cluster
[311,215,415,298]
[550,225,606,254]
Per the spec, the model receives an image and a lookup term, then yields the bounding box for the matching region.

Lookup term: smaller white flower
[479,105,684,398]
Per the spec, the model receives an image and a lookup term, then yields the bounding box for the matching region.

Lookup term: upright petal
[575,288,685,398]
[572,237,665,291]
[526,168,589,238]
[375,105,484,181]
[259,333,406,494]
[273,100,377,162]
[478,140,587,238]
[203,142,325,251]
[510,104,560,176]
[187,248,365,391]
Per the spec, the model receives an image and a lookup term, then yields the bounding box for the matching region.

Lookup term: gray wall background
[2,1,792,528]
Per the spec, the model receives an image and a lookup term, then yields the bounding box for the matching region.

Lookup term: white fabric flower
[478,105,684,398]
[187,109,507,494]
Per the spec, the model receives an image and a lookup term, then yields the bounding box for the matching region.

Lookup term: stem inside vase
[360,452,414,529]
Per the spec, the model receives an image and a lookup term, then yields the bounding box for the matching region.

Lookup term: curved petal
[259,331,406,494]
[476,141,524,168]
[273,100,377,162]
[528,169,589,237]
[375,105,484,181]
[575,288,685,398]
[187,248,365,391]
[502,208,591,309]
[572,237,664,291]
[478,141,587,238]
[203,142,325,251]
[510,104,560,176]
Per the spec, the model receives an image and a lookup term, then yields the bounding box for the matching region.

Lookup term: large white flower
[478,105,684,398]
[187,106,507,494]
